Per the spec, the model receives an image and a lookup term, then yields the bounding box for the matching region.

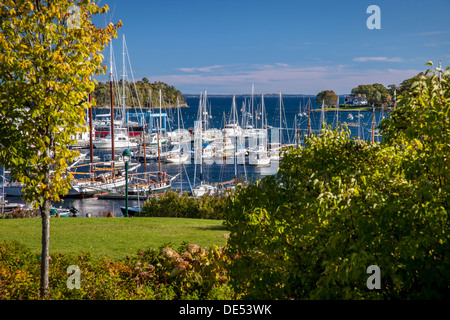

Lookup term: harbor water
[1,95,386,217]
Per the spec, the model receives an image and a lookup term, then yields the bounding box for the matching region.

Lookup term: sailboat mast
[157,89,162,173]
[204,90,208,131]
[296,114,299,151]
[261,94,265,130]
[336,95,339,128]
[122,34,126,124]
[371,104,375,143]
[261,94,266,150]
[251,84,254,129]
[142,89,151,175]
[358,110,361,140]
[279,90,282,146]
[109,42,115,176]
[88,84,93,179]
[308,98,311,137]
[320,100,325,129]
[223,111,226,161]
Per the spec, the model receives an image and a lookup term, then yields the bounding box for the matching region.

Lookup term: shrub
[139,190,229,220]
[225,119,449,299]
[0,241,235,300]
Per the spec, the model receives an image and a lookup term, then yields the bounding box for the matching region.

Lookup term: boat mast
[157,89,162,174]
[109,42,115,177]
[371,103,375,143]
[261,94,266,150]
[336,95,339,129]
[88,84,94,180]
[251,83,254,129]
[307,98,311,137]
[279,90,282,146]
[122,34,126,125]
[320,99,325,129]
[295,114,299,151]
[204,90,208,131]
[358,110,361,140]
[142,89,150,175]
[223,111,226,161]
[199,93,204,185]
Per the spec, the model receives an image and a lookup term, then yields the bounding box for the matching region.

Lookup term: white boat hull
[94,140,137,149]
[164,154,189,163]
[69,177,127,196]
[249,158,271,167]
[192,184,217,197]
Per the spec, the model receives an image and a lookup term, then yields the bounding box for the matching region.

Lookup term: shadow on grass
[193,224,229,231]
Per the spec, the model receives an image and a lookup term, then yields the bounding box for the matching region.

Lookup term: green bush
[225,125,449,299]
[0,241,235,300]
[138,190,228,220]
[224,64,449,299]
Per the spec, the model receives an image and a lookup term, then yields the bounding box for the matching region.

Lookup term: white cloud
[177,65,225,73]
[410,30,450,36]
[353,57,403,62]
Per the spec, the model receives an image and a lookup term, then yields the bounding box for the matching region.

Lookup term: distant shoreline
[182,93,319,98]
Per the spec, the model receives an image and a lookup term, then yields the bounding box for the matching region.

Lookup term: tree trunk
[40,198,50,299]
[40,145,51,299]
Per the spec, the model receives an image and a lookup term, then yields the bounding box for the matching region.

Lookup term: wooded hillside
[92,78,187,108]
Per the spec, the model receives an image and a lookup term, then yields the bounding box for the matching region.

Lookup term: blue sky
[94,0,450,94]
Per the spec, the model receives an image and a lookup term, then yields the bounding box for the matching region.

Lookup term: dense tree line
[92,78,186,109]
[317,72,433,108]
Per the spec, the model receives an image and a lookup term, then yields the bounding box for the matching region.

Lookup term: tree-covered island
[92,78,187,109]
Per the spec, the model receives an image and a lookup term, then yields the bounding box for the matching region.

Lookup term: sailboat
[164,98,189,164]
[223,95,243,138]
[164,150,189,164]
[192,93,217,197]
[93,127,137,149]
[69,40,140,197]
[367,104,381,140]
[131,89,174,194]
[249,94,271,167]
[269,91,286,161]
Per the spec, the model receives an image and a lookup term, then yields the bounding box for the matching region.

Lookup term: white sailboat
[223,95,243,138]
[164,98,190,164]
[93,129,137,149]
[269,90,287,161]
[192,94,217,197]
[249,94,271,167]
[71,40,140,197]
[249,145,271,167]
[165,152,189,164]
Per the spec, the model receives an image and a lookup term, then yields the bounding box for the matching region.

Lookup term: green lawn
[0,217,228,260]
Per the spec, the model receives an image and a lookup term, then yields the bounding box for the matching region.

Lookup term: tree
[92,79,185,108]
[0,0,121,298]
[316,90,338,106]
[351,83,391,106]
[381,62,449,190]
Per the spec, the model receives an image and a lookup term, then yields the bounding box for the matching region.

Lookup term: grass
[0,217,228,260]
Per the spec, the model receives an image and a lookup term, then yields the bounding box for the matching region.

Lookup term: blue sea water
[2,95,387,217]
